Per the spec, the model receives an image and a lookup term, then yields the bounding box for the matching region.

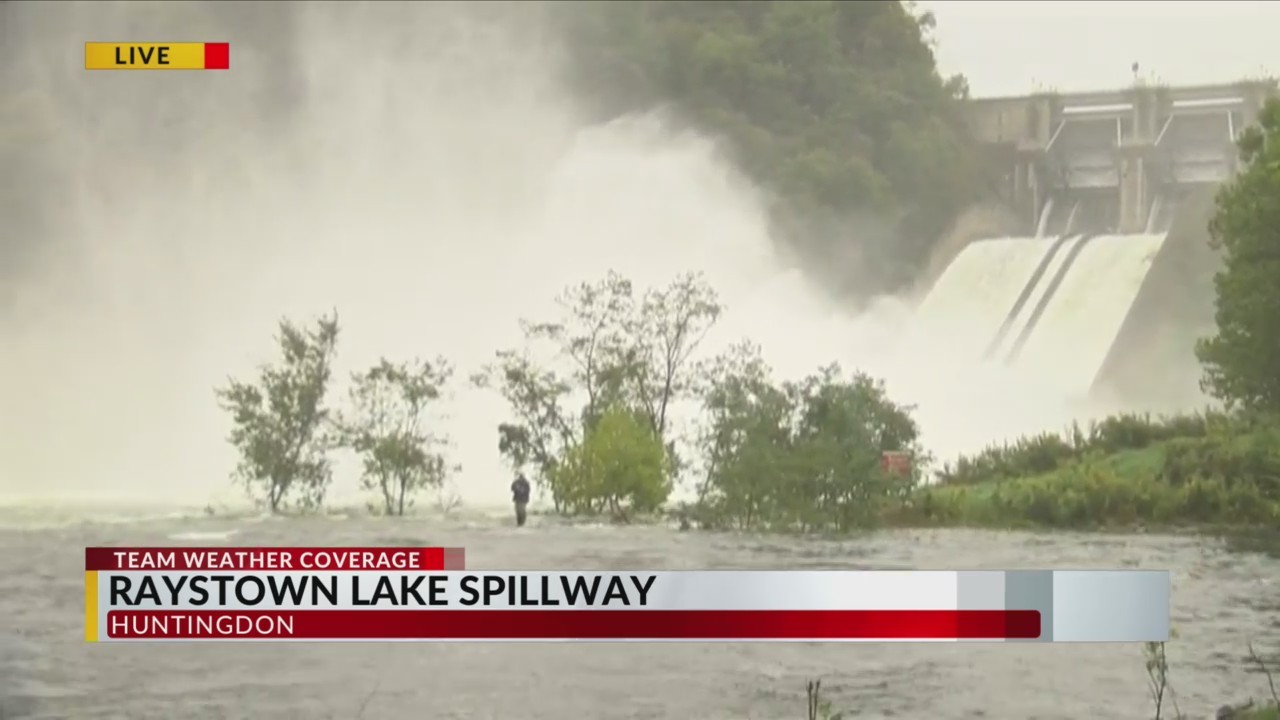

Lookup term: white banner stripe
[98,571,961,611]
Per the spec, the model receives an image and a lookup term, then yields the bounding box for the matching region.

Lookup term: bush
[693,348,926,533]
[935,411,1227,487]
[548,405,671,521]
[903,415,1280,529]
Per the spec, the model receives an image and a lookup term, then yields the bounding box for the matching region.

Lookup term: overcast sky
[920,0,1280,97]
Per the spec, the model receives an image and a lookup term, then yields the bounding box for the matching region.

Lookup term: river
[0,506,1276,719]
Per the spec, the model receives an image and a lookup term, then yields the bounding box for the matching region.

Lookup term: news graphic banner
[84,547,1170,643]
[85,43,230,70]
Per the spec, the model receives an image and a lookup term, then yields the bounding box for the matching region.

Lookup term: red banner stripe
[104,609,1041,640]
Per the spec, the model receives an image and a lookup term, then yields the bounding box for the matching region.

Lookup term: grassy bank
[887,413,1280,533]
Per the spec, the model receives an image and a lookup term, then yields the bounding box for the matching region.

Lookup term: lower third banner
[83,559,1170,643]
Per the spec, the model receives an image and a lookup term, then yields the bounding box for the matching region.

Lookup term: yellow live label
[85,43,207,70]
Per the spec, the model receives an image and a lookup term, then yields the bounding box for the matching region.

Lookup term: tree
[786,365,926,530]
[693,341,794,530]
[628,273,723,441]
[692,343,926,531]
[476,271,721,513]
[216,312,339,513]
[338,357,457,517]
[1196,98,1280,414]
[548,404,670,521]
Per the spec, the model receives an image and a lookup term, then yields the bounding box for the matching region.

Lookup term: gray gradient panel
[1050,571,1169,642]
[956,571,1005,610]
[1004,570,1054,642]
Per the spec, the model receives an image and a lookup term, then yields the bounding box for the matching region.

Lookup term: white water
[899,231,1169,460]
[987,235,1083,362]
[910,237,1054,362]
[1014,233,1169,397]
[0,3,865,511]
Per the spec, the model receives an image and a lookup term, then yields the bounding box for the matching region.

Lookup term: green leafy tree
[216,312,340,513]
[1196,98,1280,414]
[787,365,926,530]
[693,343,926,531]
[477,271,721,513]
[694,340,794,529]
[549,404,671,520]
[338,357,457,517]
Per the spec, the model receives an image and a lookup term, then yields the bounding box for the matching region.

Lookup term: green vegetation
[555,1,982,297]
[1197,98,1280,415]
[901,412,1280,530]
[691,345,925,532]
[549,404,670,521]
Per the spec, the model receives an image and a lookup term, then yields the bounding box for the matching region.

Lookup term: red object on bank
[880,451,912,477]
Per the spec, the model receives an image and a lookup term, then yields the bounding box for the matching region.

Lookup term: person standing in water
[510,473,531,527]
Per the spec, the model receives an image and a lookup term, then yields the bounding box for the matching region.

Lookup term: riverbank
[894,428,1280,537]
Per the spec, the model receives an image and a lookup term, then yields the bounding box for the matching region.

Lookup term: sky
[921,0,1280,97]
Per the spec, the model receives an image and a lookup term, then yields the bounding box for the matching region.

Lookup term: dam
[916,80,1278,411]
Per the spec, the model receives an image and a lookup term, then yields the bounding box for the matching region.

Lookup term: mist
[0,2,1177,510]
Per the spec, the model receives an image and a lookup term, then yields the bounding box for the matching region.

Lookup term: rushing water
[1,507,1277,719]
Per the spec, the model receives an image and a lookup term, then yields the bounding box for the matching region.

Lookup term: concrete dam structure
[917,80,1278,410]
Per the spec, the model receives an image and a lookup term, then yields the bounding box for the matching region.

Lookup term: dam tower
[964,80,1277,236]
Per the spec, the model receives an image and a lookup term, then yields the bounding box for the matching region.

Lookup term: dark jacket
[511,477,531,504]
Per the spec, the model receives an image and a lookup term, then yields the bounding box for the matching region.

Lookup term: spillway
[982,234,1083,362]
[910,237,1059,363]
[1011,233,1169,396]
[914,232,1169,400]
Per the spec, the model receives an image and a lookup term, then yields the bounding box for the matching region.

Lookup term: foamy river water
[1,507,1277,719]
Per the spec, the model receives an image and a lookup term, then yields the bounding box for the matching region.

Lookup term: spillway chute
[910,236,1059,364]
[983,233,1082,363]
[1009,233,1169,394]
